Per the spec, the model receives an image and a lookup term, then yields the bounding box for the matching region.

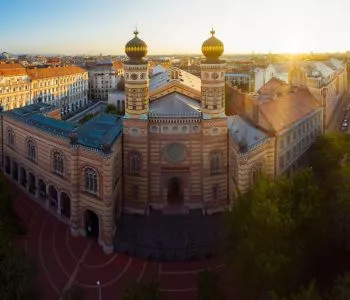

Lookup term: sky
[1,0,350,55]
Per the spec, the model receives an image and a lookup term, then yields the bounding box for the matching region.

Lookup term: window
[212,185,218,200]
[210,151,220,175]
[250,162,264,186]
[84,167,98,195]
[7,129,14,147]
[53,151,64,175]
[27,139,36,161]
[130,152,141,175]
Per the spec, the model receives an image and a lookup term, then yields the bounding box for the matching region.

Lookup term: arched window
[250,162,264,186]
[84,167,98,195]
[27,139,36,161]
[130,152,141,175]
[7,128,14,147]
[210,151,220,175]
[53,151,64,175]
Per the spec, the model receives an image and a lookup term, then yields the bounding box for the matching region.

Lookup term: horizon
[2,0,350,55]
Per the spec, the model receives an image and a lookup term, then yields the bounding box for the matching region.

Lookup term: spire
[210,26,215,36]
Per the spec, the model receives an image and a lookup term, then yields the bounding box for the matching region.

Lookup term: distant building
[87,60,123,101]
[27,66,88,114]
[227,78,323,194]
[107,77,125,112]
[0,63,31,110]
[0,62,88,114]
[262,59,347,130]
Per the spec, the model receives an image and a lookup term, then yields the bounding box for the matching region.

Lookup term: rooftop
[4,104,122,152]
[0,63,27,76]
[257,80,321,132]
[227,115,268,151]
[26,66,87,80]
[149,67,201,94]
[149,92,201,118]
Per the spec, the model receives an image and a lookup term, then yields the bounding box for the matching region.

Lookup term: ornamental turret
[200,29,226,119]
[124,30,149,117]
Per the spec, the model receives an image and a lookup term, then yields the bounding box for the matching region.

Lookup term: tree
[270,281,322,300]
[0,175,39,300]
[331,273,350,300]
[197,269,225,300]
[122,280,162,300]
[226,170,324,299]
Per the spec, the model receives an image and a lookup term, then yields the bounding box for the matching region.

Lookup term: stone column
[45,185,50,208]
[26,172,30,192]
[69,146,80,237]
[57,192,61,215]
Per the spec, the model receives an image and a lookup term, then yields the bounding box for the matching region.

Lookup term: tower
[124,30,149,117]
[123,30,150,214]
[200,29,226,119]
[200,29,228,213]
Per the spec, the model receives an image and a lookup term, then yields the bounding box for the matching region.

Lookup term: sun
[284,37,303,54]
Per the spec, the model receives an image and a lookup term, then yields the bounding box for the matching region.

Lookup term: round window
[165,143,187,163]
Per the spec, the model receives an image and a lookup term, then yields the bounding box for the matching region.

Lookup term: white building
[87,60,123,101]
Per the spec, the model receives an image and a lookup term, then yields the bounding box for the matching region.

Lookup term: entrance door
[85,210,99,238]
[167,177,183,206]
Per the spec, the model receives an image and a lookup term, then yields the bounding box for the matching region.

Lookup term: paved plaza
[12,191,234,300]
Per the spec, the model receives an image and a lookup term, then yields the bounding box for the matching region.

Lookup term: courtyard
[12,190,234,299]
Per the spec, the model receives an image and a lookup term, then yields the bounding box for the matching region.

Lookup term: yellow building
[0,62,88,115]
[0,63,30,110]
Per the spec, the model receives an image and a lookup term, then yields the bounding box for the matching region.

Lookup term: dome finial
[134,25,139,37]
[210,26,215,36]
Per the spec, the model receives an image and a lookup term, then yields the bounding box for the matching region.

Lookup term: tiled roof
[26,66,87,80]
[3,104,122,151]
[258,77,287,95]
[227,115,268,150]
[112,61,124,70]
[149,67,201,93]
[258,83,321,132]
[0,63,27,76]
[77,114,122,149]
[149,92,201,118]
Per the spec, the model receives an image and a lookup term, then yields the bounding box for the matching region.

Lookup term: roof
[151,65,167,76]
[3,104,122,152]
[258,77,288,96]
[0,63,27,76]
[227,115,268,151]
[112,61,124,70]
[77,114,122,149]
[149,92,201,118]
[225,73,250,78]
[26,66,86,80]
[270,62,291,74]
[258,84,321,132]
[149,67,201,94]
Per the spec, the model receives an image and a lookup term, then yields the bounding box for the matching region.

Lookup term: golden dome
[201,29,224,62]
[125,30,148,61]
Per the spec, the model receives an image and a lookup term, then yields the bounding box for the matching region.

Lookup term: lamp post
[97,280,102,300]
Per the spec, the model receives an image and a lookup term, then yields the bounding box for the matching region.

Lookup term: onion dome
[201,29,224,61]
[117,76,125,91]
[125,30,148,61]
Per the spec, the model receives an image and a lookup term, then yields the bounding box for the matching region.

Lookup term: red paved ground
[12,191,234,300]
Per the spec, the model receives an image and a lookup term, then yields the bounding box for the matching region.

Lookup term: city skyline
[2,0,350,55]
